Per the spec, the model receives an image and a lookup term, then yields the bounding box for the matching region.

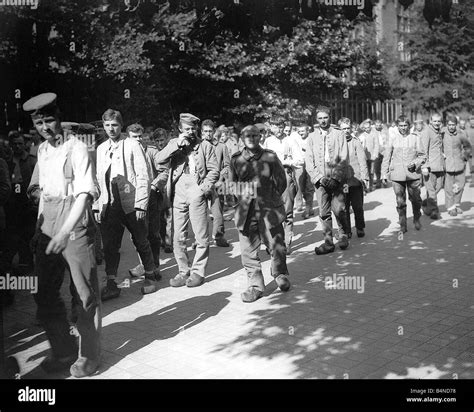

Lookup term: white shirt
[263,134,292,166]
[288,131,307,168]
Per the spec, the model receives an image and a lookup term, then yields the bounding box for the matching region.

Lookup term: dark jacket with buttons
[229,147,287,231]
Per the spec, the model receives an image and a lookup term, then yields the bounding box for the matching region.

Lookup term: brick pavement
[3,180,474,379]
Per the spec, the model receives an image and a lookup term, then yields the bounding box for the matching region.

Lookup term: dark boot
[101,279,121,301]
[315,239,335,255]
[336,235,349,250]
[141,273,158,295]
[275,274,291,292]
[241,286,263,303]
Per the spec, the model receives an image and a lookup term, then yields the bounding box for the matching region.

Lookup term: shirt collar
[242,146,263,161]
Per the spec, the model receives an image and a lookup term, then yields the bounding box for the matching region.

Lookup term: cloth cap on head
[179,113,200,125]
[23,93,58,117]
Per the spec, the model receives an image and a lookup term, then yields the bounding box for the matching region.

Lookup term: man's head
[102,109,123,140]
[269,117,285,138]
[283,122,292,137]
[8,131,26,156]
[297,123,309,139]
[126,123,144,143]
[459,119,466,130]
[241,125,260,151]
[414,117,425,132]
[446,115,457,134]
[179,113,200,141]
[396,115,411,136]
[374,120,383,131]
[338,118,352,140]
[201,119,215,142]
[152,128,169,150]
[430,113,442,131]
[315,106,331,129]
[361,119,372,133]
[23,93,62,143]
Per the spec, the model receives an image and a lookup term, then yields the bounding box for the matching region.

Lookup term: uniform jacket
[382,130,426,182]
[212,140,231,181]
[156,137,220,202]
[94,136,150,214]
[420,125,445,172]
[229,147,287,231]
[346,137,369,186]
[305,126,349,185]
[360,130,380,161]
[443,130,472,173]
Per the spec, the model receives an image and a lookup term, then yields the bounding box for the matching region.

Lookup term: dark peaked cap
[23,92,58,116]
[180,113,200,125]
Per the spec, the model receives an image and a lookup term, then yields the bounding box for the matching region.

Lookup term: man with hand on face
[420,113,445,219]
[230,125,290,303]
[157,113,219,288]
[94,109,159,299]
[382,116,426,235]
[24,93,101,378]
[305,106,350,255]
[443,115,472,216]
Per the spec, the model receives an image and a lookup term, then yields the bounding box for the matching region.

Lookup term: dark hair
[201,119,215,129]
[126,123,144,134]
[152,128,168,141]
[102,109,123,126]
[396,115,411,126]
[315,106,331,116]
[446,115,458,124]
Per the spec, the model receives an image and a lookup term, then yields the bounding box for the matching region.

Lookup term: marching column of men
[0,91,472,378]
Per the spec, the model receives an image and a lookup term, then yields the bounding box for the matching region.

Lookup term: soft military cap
[23,93,58,116]
[180,113,200,125]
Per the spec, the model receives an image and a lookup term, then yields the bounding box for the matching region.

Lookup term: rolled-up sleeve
[71,141,99,201]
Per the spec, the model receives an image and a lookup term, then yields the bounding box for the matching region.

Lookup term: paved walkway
[3,181,474,379]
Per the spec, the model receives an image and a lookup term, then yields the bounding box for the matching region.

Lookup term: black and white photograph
[0,0,473,409]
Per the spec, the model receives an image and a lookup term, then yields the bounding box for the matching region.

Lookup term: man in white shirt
[262,117,297,253]
[289,122,315,219]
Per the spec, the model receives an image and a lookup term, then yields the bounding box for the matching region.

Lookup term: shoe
[347,232,352,239]
[241,287,263,303]
[191,242,197,250]
[41,354,77,374]
[164,245,173,253]
[315,240,335,255]
[186,273,205,288]
[430,211,440,220]
[414,219,421,230]
[448,209,457,217]
[170,273,189,287]
[141,276,158,295]
[129,264,145,278]
[356,228,365,238]
[275,274,291,292]
[70,357,99,378]
[215,237,230,247]
[101,280,121,301]
[336,235,349,250]
[153,268,162,281]
[456,207,463,214]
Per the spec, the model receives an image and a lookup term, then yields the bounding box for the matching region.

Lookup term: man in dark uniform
[229,125,291,303]
[25,93,101,377]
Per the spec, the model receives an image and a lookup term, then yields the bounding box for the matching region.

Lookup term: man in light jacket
[359,119,380,191]
[443,115,472,216]
[94,109,158,300]
[420,113,445,219]
[305,106,350,255]
[382,116,426,234]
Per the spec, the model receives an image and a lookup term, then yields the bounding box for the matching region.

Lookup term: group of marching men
[1,91,471,378]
